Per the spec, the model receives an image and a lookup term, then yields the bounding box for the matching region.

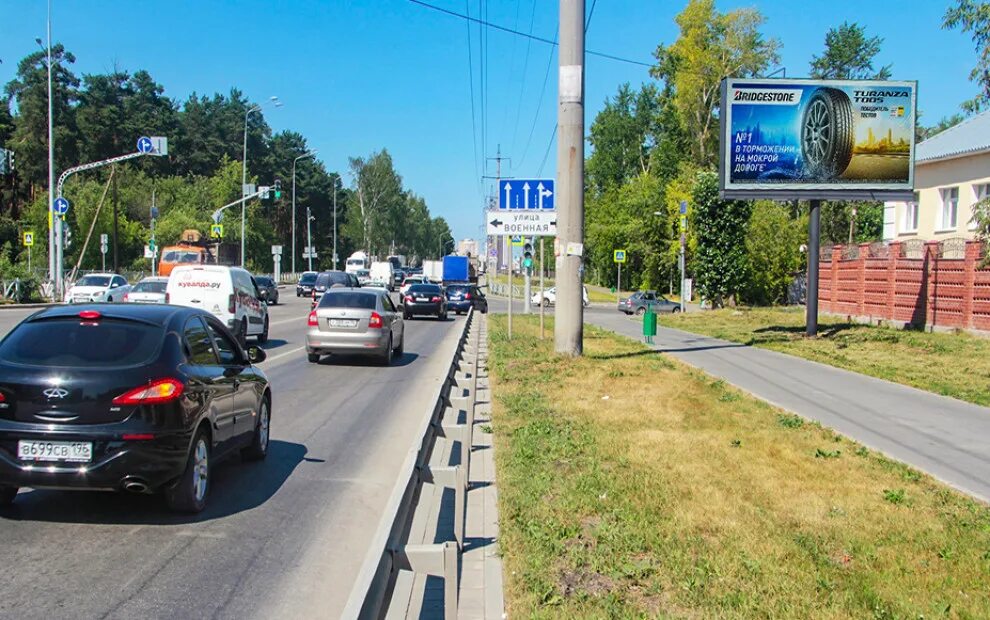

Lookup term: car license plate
[416,298,429,302]
[18,440,92,463]
[329,319,357,328]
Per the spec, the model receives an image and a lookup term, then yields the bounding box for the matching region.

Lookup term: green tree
[691,171,750,307]
[944,0,990,112]
[344,150,403,255]
[809,22,892,80]
[744,201,805,305]
[651,0,780,167]
[586,83,663,193]
[3,44,80,195]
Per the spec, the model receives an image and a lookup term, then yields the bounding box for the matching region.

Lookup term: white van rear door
[169,268,227,311]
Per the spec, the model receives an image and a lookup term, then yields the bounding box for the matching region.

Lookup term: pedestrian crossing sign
[211,224,224,239]
[23,231,34,247]
[614,249,626,263]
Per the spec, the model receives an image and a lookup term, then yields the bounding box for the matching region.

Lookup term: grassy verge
[663,306,990,407]
[482,274,681,304]
[490,315,990,618]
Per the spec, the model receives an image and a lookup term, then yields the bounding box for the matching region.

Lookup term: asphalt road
[0,293,465,619]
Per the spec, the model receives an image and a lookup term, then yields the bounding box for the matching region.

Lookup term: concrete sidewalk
[585,308,990,505]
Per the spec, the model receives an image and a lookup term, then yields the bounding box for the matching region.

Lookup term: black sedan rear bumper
[0,425,192,492]
[405,302,443,316]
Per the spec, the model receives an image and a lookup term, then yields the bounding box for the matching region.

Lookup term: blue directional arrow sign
[136,136,154,154]
[53,197,69,215]
[499,179,555,210]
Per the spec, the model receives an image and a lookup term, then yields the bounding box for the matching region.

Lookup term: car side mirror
[246,345,267,364]
[110,283,119,289]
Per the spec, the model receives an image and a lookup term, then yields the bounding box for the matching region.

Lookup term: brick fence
[818,239,990,332]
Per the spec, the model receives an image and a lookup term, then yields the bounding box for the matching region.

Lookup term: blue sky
[0,1,976,244]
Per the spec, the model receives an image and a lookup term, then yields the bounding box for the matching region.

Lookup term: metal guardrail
[488,282,523,298]
[343,307,481,619]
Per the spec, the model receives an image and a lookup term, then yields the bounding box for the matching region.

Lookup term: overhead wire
[509,0,537,159]
[464,0,481,193]
[407,0,652,67]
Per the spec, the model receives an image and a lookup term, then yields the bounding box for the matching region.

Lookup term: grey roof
[916,110,990,163]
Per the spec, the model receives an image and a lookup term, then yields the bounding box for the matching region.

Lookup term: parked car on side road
[618,290,680,315]
[445,283,488,315]
[531,286,590,308]
[166,265,269,345]
[306,288,404,365]
[296,271,318,297]
[64,273,131,304]
[0,303,271,513]
[123,276,169,304]
[402,283,448,320]
[255,276,279,305]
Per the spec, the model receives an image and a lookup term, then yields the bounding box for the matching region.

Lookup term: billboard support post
[807,199,821,337]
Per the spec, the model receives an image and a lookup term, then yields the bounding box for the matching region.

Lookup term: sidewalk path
[581,307,990,504]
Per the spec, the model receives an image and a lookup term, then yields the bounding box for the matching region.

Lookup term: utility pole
[43,1,56,297]
[807,199,821,337]
[332,176,338,270]
[150,188,157,276]
[307,205,314,272]
[555,0,585,356]
[484,146,512,337]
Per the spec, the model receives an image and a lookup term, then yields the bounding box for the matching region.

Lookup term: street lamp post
[36,3,55,295]
[306,210,314,272]
[292,149,317,275]
[332,174,338,270]
[241,96,281,267]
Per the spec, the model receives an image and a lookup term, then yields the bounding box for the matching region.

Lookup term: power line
[464,0,481,192]
[407,0,652,67]
[509,0,537,159]
[517,25,556,169]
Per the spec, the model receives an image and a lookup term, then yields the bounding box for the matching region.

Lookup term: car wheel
[440,311,447,321]
[258,316,269,344]
[165,428,210,513]
[395,331,404,356]
[241,396,270,461]
[800,87,854,179]
[635,307,646,316]
[307,352,320,363]
[404,311,411,320]
[672,307,681,313]
[381,335,393,366]
[542,298,550,308]
[0,485,17,507]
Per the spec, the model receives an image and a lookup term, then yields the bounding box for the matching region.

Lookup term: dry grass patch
[664,306,990,406]
[490,315,990,619]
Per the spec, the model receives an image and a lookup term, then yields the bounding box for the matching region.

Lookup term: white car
[400,275,426,297]
[531,286,590,308]
[166,265,269,345]
[123,276,169,303]
[355,269,372,286]
[65,273,131,304]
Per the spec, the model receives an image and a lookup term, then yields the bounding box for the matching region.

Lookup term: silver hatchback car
[306,288,405,365]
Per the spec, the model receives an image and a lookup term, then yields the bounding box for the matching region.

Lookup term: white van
[370,261,395,291]
[167,265,269,344]
[345,251,369,274]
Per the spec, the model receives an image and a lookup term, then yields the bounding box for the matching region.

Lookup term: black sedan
[255,275,279,305]
[402,283,448,320]
[0,304,271,513]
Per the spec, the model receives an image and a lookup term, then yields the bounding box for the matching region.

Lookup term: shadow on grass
[752,322,861,340]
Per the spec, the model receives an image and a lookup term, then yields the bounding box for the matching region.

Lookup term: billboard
[719,78,917,199]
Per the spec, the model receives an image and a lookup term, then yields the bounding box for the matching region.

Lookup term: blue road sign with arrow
[499,179,555,210]
[137,136,154,154]
[53,197,69,215]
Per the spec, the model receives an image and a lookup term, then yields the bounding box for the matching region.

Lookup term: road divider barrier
[344,307,481,619]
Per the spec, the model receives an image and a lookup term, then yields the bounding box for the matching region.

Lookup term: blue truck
[442,255,470,283]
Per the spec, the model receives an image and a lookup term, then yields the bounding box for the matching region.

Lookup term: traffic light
[63,225,73,250]
[523,241,534,269]
[274,179,282,200]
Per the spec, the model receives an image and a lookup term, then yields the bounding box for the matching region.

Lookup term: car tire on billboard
[800,87,854,180]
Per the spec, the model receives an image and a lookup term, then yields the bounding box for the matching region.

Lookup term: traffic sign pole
[540,238,545,340]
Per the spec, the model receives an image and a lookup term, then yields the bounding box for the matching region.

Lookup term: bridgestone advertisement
[720,78,917,198]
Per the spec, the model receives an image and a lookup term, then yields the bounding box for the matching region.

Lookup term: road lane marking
[272,316,307,327]
[259,346,306,365]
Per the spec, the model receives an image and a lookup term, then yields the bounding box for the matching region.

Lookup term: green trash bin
[642,303,657,344]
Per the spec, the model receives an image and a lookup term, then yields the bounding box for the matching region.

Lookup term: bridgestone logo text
[731,88,803,106]
[735,91,792,102]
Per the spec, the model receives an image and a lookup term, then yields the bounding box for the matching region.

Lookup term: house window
[939,187,959,231]
[972,183,990,230]
[903,192,919,233]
